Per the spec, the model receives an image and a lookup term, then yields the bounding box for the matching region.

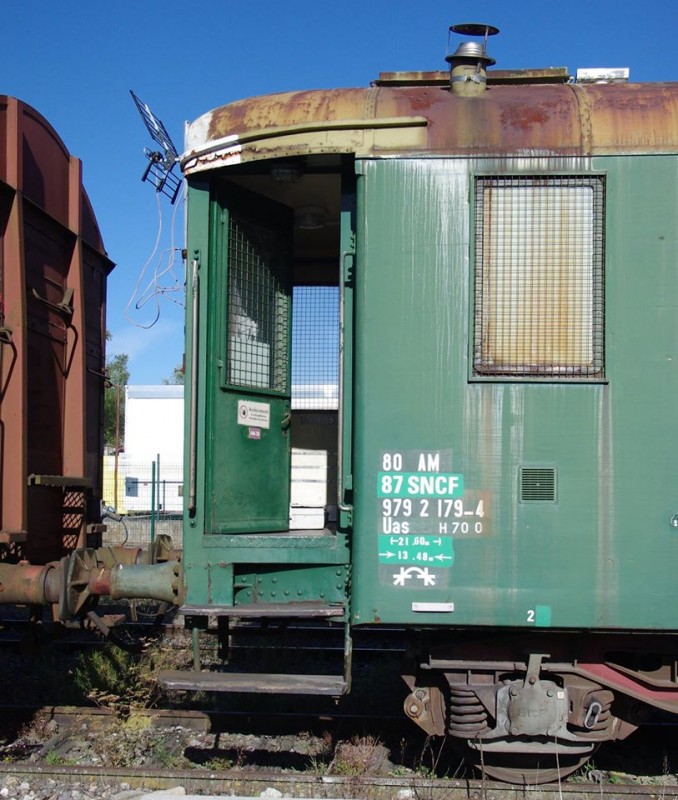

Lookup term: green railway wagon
[162,26,678,783]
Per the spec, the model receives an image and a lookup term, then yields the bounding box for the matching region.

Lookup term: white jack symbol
[393,567,436,587]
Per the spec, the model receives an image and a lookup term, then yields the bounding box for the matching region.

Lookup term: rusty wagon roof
[182,81,678,174]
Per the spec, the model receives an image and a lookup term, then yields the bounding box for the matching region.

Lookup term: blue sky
[3,0,677,384]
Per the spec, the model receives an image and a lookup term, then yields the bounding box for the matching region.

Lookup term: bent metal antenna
[130,90,181,204]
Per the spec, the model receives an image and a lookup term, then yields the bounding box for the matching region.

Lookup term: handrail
[187,256,200,515]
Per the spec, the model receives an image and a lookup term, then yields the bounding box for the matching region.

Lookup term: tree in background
[104,351,130,451]
[162,363,184,385]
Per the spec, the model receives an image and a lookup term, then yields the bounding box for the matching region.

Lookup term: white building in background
[117,385,184,514]
[124,385,184,462]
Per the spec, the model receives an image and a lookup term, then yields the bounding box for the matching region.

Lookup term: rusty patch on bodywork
[499,102,551,131]
[184,82,678,172]
[206,88,377,142]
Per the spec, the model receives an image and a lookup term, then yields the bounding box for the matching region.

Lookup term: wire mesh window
[473,175,605,378]
[291,286,339,410]
[226,213,290,392]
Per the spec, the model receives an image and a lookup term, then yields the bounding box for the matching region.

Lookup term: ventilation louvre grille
[520,467,557,502]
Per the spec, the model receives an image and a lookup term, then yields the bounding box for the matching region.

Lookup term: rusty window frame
[472,174,605,380]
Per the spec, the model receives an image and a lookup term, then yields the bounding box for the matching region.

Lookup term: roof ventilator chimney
[446,23,499,96]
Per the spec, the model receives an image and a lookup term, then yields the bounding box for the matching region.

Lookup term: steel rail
[0,761,674,800]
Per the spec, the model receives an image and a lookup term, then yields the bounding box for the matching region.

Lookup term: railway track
[0,705,677,798]
[0,760,676,800]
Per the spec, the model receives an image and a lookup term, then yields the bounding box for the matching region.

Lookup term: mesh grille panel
[520,467,557,502]
[291,286,339,410]
[226,214,289,392]
[474,176,605,378]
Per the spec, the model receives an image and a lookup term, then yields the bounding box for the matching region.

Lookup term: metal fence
[102,456,183,516]
[102,455,182,548]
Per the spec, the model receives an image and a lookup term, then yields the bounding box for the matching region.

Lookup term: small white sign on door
[237,399,271,430]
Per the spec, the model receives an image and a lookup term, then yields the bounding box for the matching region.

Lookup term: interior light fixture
[295,206,327,230]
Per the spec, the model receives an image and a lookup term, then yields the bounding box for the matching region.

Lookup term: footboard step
[158,670,347,696]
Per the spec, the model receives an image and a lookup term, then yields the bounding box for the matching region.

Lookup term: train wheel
[461,741,597,785]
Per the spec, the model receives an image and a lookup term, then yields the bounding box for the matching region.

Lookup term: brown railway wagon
[0,96,114,565]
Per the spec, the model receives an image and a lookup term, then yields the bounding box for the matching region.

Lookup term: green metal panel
[232,564,349,606]
[351,155,678,631]
[206,184,292,533]
[201,533,348,564]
